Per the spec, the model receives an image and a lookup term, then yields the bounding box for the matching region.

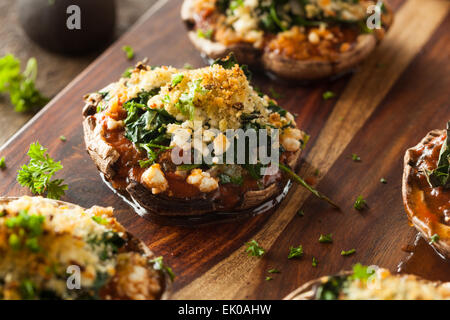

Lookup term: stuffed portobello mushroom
[402,122,450,258]
[182,0,393,80]
[284,264,450,300]
[0,196,171,300]
[83,57,335,220]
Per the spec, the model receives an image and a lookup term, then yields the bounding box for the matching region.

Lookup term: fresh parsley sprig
[0,54,48,112]
[17,142,67,200]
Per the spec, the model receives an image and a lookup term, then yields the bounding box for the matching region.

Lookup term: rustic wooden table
[0,0,448,299]
[0,0,157,146]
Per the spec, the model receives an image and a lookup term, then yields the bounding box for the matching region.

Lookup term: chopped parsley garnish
[122,67,133,78]
[312,257,318,267]
[150,256,175,281]
[183,63,194,70]
[122,45,134,60]
[297,209,304,217]
[350,263,375,281]
[341,248,356,256]
[92,216,109,225]
[59,135,66,142]
[265,276,273,281]
[353,195,367,211]
[430,234,440,243]
[0,54,48,112]
[171,73,184,87]
[245,240,265,257]
[17,142,67,200]
[380,178,387,184]
[322,91,335,100]
[175,78,208,120]
[288,245,303,259]
[197,29,213,39]
[319,233,333,243]
[0,156,5,169]
[5,209,45,252]
[351,153,361,162]
[268,268,280,274]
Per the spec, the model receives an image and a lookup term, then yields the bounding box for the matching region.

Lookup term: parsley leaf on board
[17,142,67,200]
[288,245,303,259]
[341,248,356,256]
[245,240,265,257]
[319,233,333,243]
[353,195,367,211]
[122,45,134,60]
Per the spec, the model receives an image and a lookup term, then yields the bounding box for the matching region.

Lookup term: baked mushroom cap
[83,61,306,219]
[284,267,450,300]
[402,129,450,258]
[181,0,394,80]
[0,196,171,300]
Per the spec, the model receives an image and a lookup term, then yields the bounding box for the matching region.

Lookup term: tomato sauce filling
[100,118,286,210]
[409,134,450,226]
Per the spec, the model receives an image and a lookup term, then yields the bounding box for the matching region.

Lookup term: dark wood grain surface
[0,0,449,299]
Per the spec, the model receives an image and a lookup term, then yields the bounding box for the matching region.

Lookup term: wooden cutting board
[0,0,449,299]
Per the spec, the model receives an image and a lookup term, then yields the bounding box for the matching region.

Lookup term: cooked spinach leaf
[315,275,346,300]
[122,90,178,165]
[425,122,450,189]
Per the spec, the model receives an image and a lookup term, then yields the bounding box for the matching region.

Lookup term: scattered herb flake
[122,45,134,60]
[0,156,5,169]
[265,276,273,281]
[312,257,318,267]
[353,196,367,211]
[122,67,133,78]
[268,268,280,274]
[183,63,193,70]
[351,263,375,280]
[171,74,184,87]
[341,249,356,256]
[380,178,387,184]
[59,135,66,142]
[319,233,333,243]
[322,91,335,100]
[288,245,303,259]
[91,216,108,225]
[351,153,361,162]
[297,209,304,217]
[245,240,265,257]
[197,29,213,39]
